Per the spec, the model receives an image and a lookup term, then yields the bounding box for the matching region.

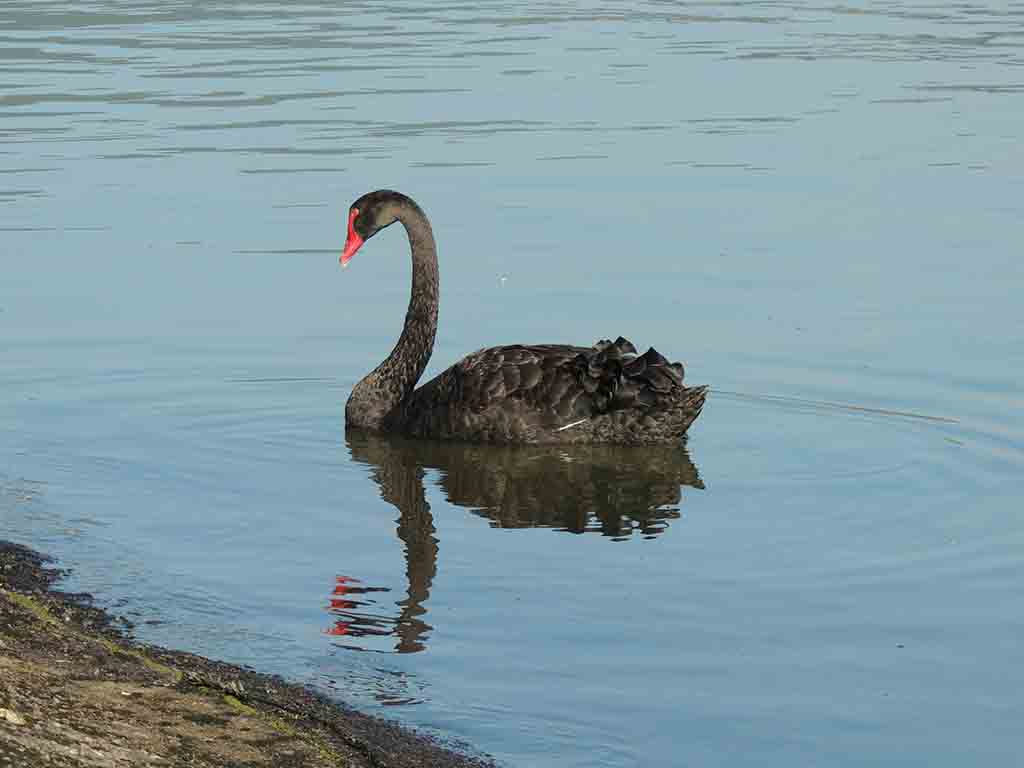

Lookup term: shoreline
[0,540,495,767]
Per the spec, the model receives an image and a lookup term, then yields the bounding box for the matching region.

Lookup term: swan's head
[341,189,416,267]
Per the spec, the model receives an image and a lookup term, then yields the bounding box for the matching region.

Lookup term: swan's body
[342,190,707,444]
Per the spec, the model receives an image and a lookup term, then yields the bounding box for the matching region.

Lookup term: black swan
[341,189,707,444]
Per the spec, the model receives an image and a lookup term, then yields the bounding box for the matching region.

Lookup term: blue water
[3,2,1023,766]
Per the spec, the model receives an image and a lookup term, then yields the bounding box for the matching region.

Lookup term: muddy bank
[0,541,495,767]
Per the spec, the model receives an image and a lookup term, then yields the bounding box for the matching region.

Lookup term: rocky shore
[0,541,495,768]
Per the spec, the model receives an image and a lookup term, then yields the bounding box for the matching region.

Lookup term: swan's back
[392,336,707,444]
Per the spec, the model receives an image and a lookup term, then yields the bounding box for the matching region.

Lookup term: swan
[341,189,707,444]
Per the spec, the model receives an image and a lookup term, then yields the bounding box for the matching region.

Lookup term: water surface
[2,2,1023,766]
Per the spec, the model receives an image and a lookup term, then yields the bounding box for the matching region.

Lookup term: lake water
[2,1,1023,765]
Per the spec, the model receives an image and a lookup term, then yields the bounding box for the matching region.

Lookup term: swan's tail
[574,337,708,439]
[671,384,708,437]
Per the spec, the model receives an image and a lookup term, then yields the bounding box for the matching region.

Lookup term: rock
[0,707,27,725]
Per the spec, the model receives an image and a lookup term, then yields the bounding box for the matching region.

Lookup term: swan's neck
[346,204,439,430]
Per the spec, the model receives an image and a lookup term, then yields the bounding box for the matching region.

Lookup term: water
[2,1,1023,765]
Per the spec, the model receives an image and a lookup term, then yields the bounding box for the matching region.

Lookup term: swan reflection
[327,430,704,653]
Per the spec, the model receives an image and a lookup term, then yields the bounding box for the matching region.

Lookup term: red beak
[341,208,363,267]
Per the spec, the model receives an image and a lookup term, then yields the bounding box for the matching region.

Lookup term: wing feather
[443,336,687,420]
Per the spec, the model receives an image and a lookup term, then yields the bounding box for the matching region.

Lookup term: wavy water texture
[2,3,1023,768]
